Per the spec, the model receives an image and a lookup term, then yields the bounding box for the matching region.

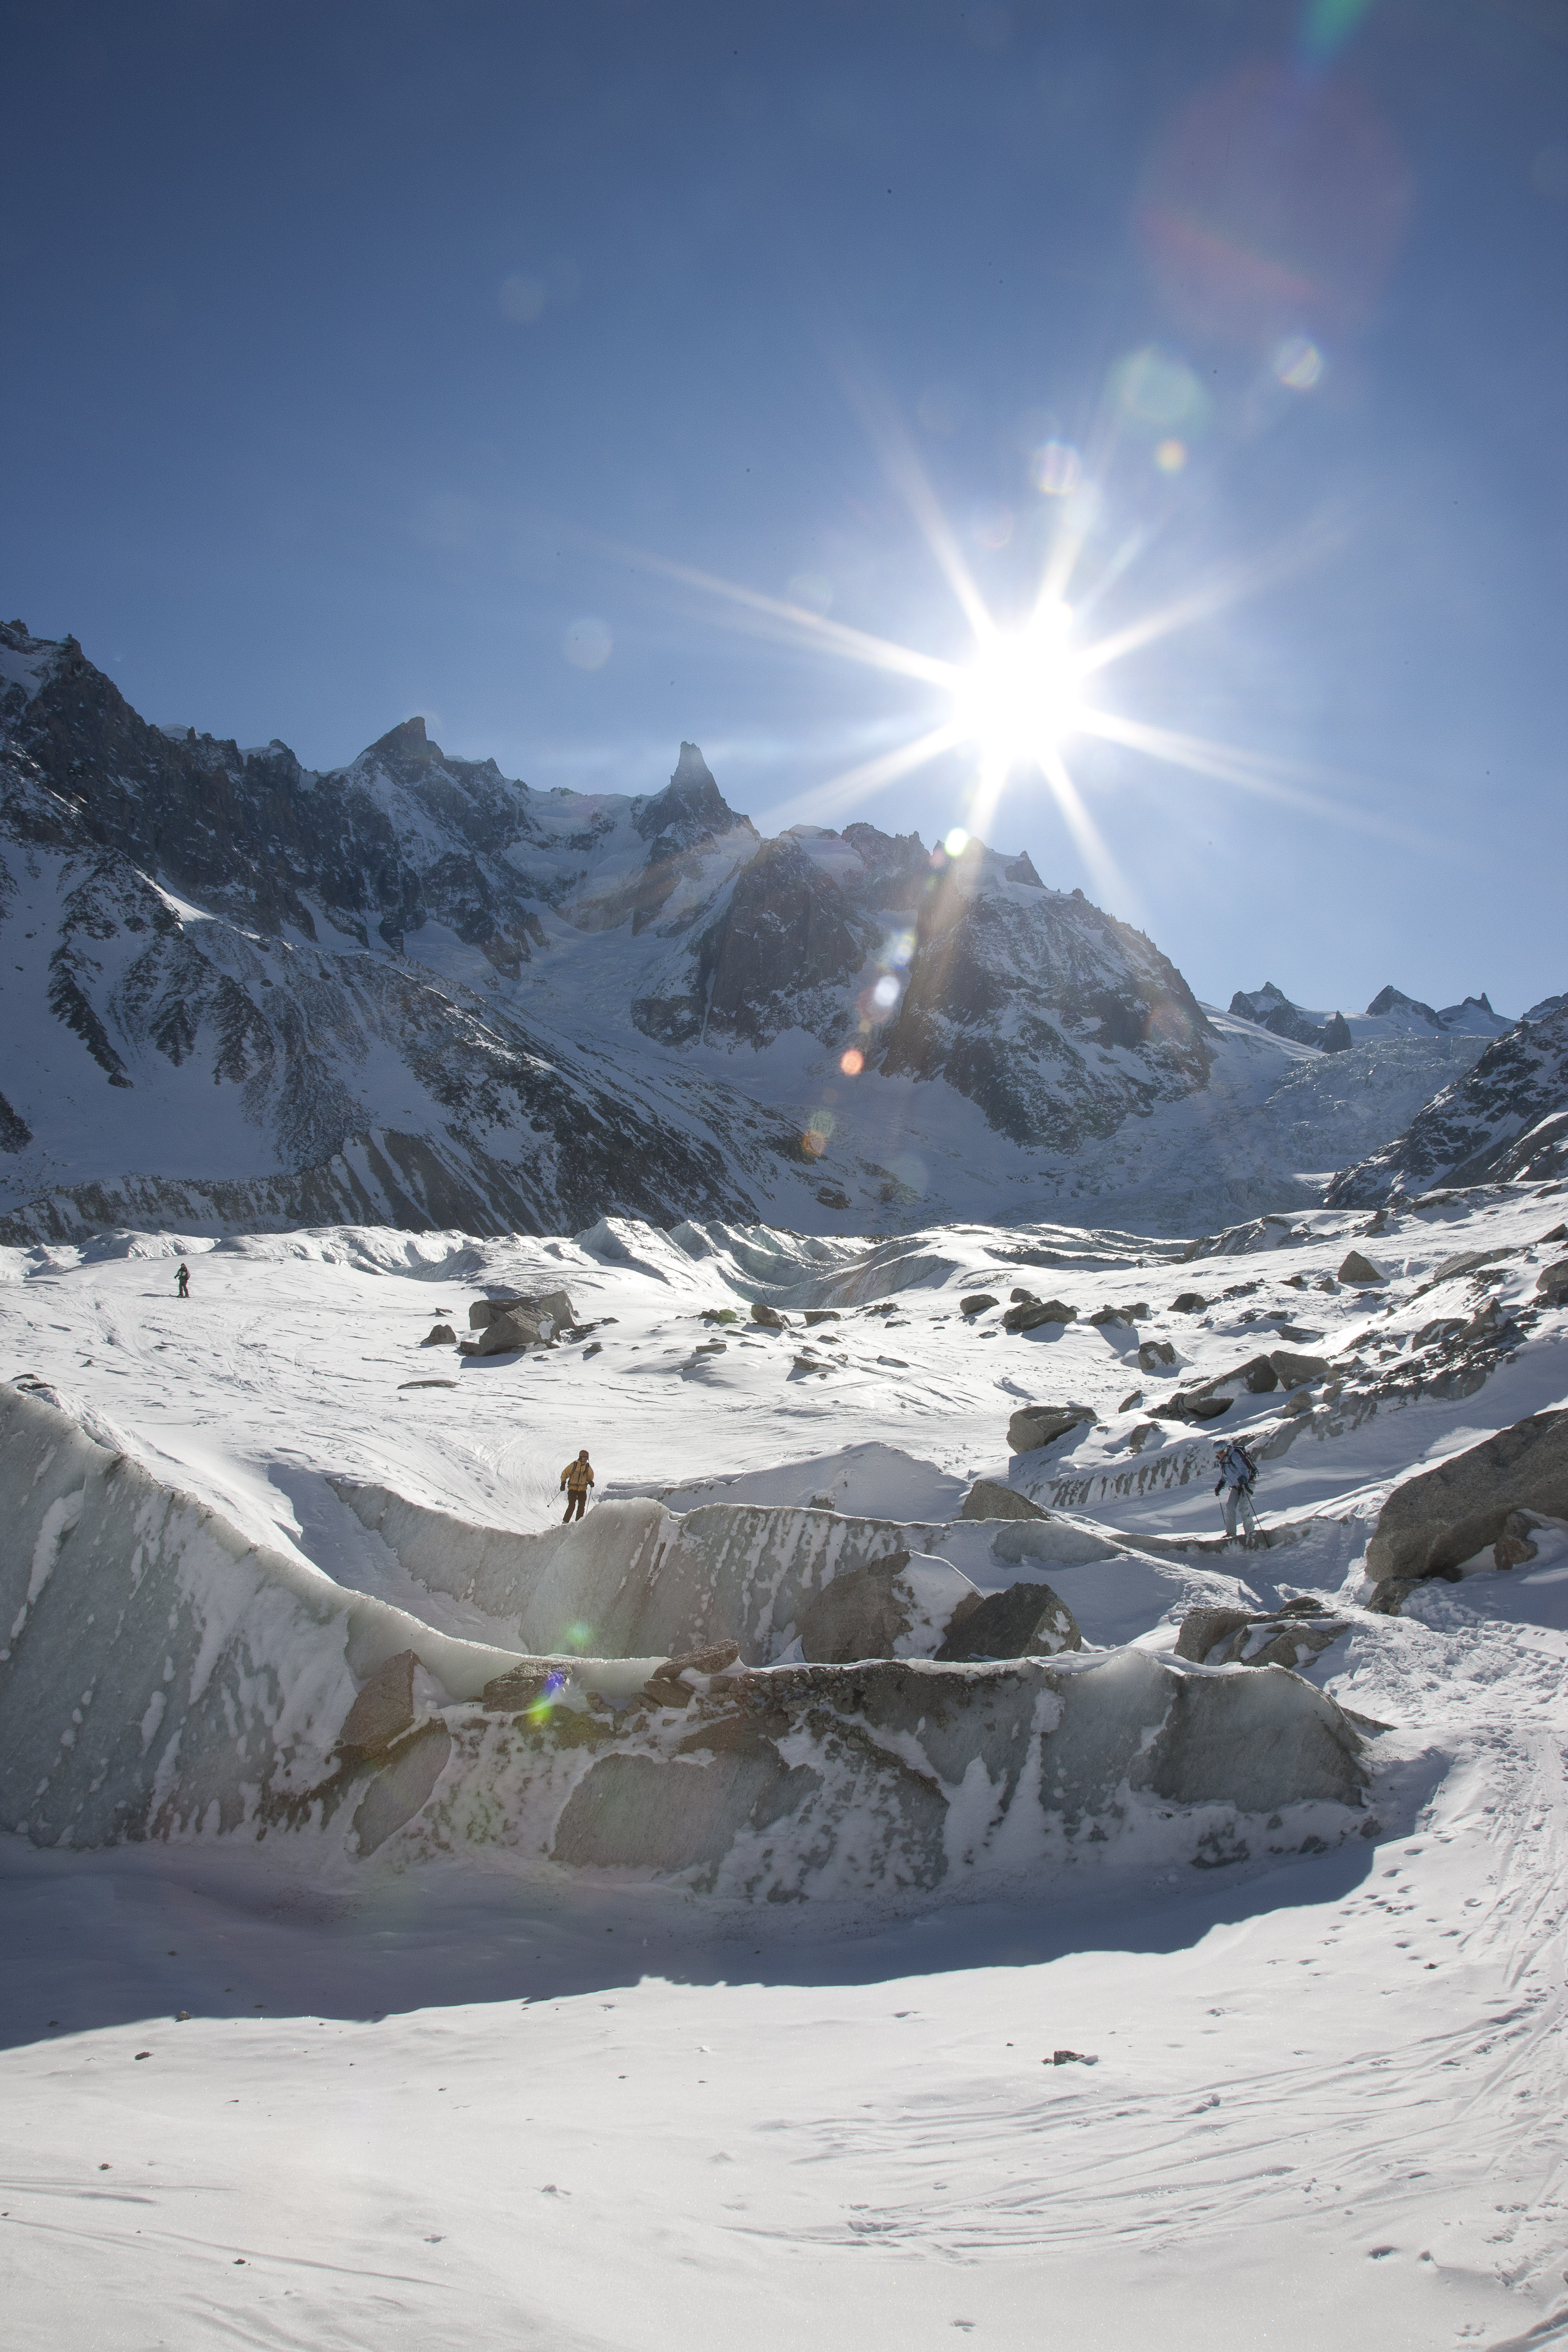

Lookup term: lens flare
[1154,438,1188,473]
[943,826,970,856]
[839,1047,864,1076]
[1029,439,1081,495]
[1274,335,1324,390]
[526,1668,569,1724]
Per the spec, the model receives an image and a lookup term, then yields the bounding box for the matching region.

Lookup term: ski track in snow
[2,1188,1568,2348]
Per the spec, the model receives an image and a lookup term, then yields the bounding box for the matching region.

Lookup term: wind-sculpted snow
[326,1477,1206,1662]
[0,1381,1370,1893]
[8,1181,1568,2347]
[0,1382,519,1850]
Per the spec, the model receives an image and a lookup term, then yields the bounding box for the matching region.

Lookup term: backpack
[1218,1440,1257,1488]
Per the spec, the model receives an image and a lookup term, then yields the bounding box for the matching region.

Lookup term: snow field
[2,1184,1568,2343]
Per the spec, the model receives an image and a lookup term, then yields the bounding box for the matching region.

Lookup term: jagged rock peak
[1228,983,1353,1056]
[634,741,751,846]
[361,715,440,767]
[1367,984,1441,1025]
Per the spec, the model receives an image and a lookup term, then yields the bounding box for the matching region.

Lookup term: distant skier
[560,1449,594,1523]
[1214,1437,1266,1547]
[175,1262,190,1299]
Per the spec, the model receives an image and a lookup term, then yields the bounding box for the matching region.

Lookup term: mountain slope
[0,617,1544,1239]
[1326,1002,1568,1205]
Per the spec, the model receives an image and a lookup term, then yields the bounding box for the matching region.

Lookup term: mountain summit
[0,618,1549,1242]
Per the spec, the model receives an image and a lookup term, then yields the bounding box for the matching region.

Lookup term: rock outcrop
[1364,1410,1568,1585]
[935,1581,1081,1660]
[337,1650,419,1756]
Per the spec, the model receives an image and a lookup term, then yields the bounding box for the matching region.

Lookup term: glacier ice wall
[0,1382,1371,1892]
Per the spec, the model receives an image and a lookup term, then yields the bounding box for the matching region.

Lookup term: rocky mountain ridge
[0,616,1557,1241]
[1228,980,1513,1057]
[1326,1001,1568,1205]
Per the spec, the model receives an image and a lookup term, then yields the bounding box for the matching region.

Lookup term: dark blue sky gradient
[2,0,1565,1011]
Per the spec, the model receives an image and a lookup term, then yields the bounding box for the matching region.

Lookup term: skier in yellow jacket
[560,1449,594,1523]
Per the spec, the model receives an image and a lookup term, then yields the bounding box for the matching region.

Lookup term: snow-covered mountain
[0,617,1549,1240]
[1327,1000,1568,1204]
[1228,978,1513,1055]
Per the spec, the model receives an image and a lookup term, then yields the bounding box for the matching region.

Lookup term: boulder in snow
[1196,1354,1279,1398]
[420,1323,456,1346]
[338,1650,418,1758]
[1137,1338,1177,1371]
[1337,1250,1387,1285]
[936,1581,1081,1660]
[751,1301,790,1330]
[1008,1403,1094,1454]
[470,1289,576,1333]
[1003,1298,1077,1332]
[469,1309,547,1356]
[480,1664,559,1712]
[1364,1409,1568,1585]
[795,1551,977,1664]
[960,1293,999,1316]
[1174,1598,1348,1670]
[960,1478,1048,1521]
[1170,1291,1208,1313]
[1154,1391,1231,1422]
[1535,1259,1568,1304]
[1269,1349,1332,1389]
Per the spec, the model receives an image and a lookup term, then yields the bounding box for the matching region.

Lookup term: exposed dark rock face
[634,830,876,1047]
[0,1090,32,1151]
[874,858,1212,1147]
[1,628,753,973]
[0,618,1232,1232]
[1328,1003,1568,1205]
[1229,982,1353,1054]
[935,1580,1081,1660]
[1366,983,1442,1026]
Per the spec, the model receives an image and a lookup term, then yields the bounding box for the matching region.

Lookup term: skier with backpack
[1214,1436,1267,1547]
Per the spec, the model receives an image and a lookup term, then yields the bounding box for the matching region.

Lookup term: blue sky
[2,0,1565,1015]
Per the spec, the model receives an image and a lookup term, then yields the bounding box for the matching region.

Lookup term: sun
[613,385,1357,905]
[950,604,1086,773]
